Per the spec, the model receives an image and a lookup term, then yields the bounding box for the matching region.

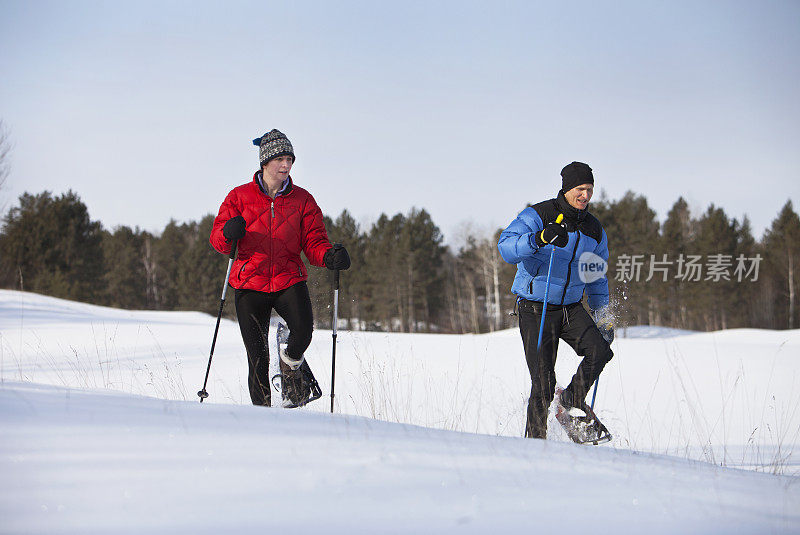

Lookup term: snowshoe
[554,386,612,445]
[270,322,322,409]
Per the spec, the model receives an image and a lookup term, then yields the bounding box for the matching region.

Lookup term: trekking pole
[590,378,599,410]
[197,240,238,403]
[590,307,608,410]
[536,214,564,351]
[330,243,343,414]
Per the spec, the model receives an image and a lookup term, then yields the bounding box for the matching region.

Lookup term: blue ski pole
[590,308,611,410]
[590,378,599,410]
[536,214,564,351]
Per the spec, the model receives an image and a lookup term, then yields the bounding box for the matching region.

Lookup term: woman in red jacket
[209,129,350,407]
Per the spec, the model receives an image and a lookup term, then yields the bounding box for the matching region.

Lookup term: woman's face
[262,155,293,185]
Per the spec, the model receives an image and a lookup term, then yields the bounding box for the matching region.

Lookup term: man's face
[564,184,593,210]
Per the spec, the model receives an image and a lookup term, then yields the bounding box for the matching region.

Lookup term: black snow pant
[518,299,613,439]
[234,282,314,406]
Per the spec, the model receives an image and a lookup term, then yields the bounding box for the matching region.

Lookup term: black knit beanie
[560,161,594,192]
[252,129,295,167]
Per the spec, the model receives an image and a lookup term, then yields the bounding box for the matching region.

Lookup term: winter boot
[279,359,311,408]
[280,348,304,371]
[560,387,588,417]
[560,387,575,409]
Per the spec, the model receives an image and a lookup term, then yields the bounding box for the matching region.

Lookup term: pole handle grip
[229,240,238,259]
[332,243,343,289]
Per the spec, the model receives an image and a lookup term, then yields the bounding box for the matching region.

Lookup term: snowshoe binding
[270,322,322,409]
[554,386,612,445]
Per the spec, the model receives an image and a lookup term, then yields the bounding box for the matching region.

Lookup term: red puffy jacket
[209,172,332,293]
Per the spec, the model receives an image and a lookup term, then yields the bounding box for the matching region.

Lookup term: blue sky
[1,1,798,246]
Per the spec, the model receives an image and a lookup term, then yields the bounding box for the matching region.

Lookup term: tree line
[0,189,798,332]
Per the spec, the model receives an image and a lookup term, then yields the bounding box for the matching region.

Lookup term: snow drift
[1,290,799,533]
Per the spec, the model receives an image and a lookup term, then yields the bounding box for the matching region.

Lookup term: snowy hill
[2,290,799,533]
[3,381,798,534]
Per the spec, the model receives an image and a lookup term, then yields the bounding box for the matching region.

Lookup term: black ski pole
[330,243,342,413]
[197,240,238,403]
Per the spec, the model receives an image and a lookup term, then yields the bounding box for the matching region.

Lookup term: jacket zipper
[269,199,275,291]
[560,232,580,305]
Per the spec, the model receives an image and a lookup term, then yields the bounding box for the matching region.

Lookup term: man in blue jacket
[498,162,614,439]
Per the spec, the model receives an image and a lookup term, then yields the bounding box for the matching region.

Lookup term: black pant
[518,300,613,439]
[234,282,314,406]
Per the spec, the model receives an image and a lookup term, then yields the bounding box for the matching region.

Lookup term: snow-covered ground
[2,289,799,533]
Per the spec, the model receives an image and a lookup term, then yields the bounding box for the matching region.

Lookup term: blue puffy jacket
[498,192,610,310]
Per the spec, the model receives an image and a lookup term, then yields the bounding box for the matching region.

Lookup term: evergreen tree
[593,191,660,326]
[141,231,159,309]
[176,215,227,316]
[691,205,739,330]
[303,215,332,328]
[363,213,406,331]
[661,197,694,328]
[324,210,366,330]
[399,208,446,332]
[0,191,104,302]
[731,216,758,328]
[102,225,147,309]
[762,201,800,329]
[153,219,196,310]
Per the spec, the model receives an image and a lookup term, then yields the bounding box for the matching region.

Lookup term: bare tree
[0,120,10,191]
[476,236,504,331]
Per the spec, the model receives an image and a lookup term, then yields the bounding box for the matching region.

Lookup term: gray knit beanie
[252,129,295,167]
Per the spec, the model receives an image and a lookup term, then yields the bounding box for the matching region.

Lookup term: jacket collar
[252,171,293,198]
[555,190,587,224]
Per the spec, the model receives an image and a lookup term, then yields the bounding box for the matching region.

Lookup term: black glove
[598,323,614,344]
[535,221,568,248]
[593,307,615,344]
[324,245,351,270]
[222,216,246,242]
